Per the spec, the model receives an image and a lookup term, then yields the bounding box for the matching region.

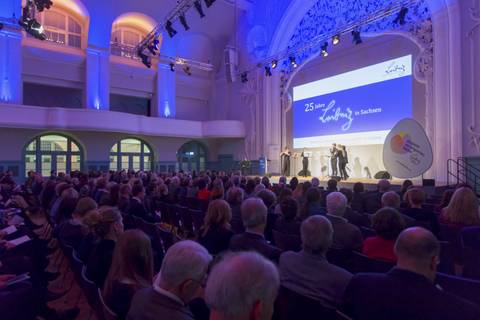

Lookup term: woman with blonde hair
[103,229,154,320]
[198,199,233,255]
[440,187,480,226]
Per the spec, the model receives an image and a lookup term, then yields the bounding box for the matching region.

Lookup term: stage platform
[268,176,406,191]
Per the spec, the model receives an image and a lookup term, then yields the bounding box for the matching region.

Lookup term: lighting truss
[248,0,422,76]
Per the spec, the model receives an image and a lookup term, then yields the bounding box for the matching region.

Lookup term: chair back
[178,205,194,233]
[272,286,337,320]
[272,230,301,252]
[189,209,205,232]
[437,241,455,275]
[351,251,394,274]
[461,227,480,280]
[80,266,104,320]
[436,272,480,306]
[439,223,463,263]
[98,288,119,320]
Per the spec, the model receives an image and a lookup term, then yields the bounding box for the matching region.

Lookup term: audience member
[299,187,325,219]
[351,182,366,214]
[103,229,154,320]
[363,208,406,263]
[85,207,124,288]
[274,197,301,235]
[381,191,415,226]
[127,184,158,223]
[325,192,363,251]
[343,227,480,319]
[364,179,391,214]
[229,198,281,262]
[440,187,480,226]
[128,241,212,320]
[279,216,352,309]
[226,187,244,234]
[198,200,234,255]
[205,252,279,320]
[339,188,370,228]
[403,188,440,235]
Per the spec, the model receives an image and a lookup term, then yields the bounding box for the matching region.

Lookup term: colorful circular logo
[391,131,411,154]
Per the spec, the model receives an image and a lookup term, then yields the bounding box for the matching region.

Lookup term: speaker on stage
[422,179,435,187]
[374,171,392,179]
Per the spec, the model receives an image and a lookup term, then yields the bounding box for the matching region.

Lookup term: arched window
[109,138,152,171]
[177,141,207,172]
[110,26,146,58]
[36,8,83,48]
[25,134,83,177]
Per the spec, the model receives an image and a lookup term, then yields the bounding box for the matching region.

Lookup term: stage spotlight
[20,17,47,40]
[183,65,192,76]
[394,7,409,25]
[204,0,216,8]
[289,56,298,68]
[165,20,177,38]
[147,39,160,55]
[271,60,278,69]
[332,34,341,45]
[137,49,152,68]
[194,1,206,18]
[265,66,272,77]
[241,72,248,83]
[321,42,329,57]
[179,14,189,31]
[170,62,176,72]
[351,30,362,45]
[33,0,53,12]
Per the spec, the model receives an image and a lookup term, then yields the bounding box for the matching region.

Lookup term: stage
[268,175,407,191]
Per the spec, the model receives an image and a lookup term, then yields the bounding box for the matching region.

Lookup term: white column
[0,26,22,104]
[152,63,176,118]
[85,47,110,110]
[263,72,282,174]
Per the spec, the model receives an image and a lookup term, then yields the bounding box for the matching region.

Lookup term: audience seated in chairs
[85,207,124,288]
[381,191,415,226]
[299,187,325,219]
[279,215,352,310]
[439,187,480,227]
[127,184,159,223]
[205,252,279,320]
[339,188,371,228]
[364,179,391,214]
[229,197,282,263]
[343,227,480,320]
[274,197,301,235]
[127,240,212,320]
[325,192,363,251]
[226,187,245,234]
[103,229,154,320]
[198,199,234,255]
[363,207,406,263]
[351,182,366,213]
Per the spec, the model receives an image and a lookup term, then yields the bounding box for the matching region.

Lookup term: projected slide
[293,55,413,148]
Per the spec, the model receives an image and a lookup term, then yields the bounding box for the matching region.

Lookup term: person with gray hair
[382,191,415,226]
[205,252,279,320]
[311,177,320,188]
[127,240,212,320]
[364,179,392,214]
[325,192,363,251]
[279,216,352,309]
[229,198,281,262]
[343,227,480,319]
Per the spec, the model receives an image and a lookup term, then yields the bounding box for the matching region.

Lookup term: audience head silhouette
[205,252,279,320]
[241,197,268,233]
[301,215,333,255]
[381,191,401,209]
[326,192,347,217]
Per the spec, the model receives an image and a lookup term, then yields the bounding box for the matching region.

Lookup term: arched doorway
[109,138,153,171]
[177,141,207,172]
[24,134,83,177]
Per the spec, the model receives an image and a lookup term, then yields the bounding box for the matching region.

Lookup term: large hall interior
[0,0,480,319]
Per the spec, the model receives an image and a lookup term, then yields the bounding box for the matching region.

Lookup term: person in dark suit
[127,241,212,320]
[229,198,282,263]
[198,200,234,255]
[364,179,391,214]
[279,215,352,309]
[117,184,131,214]
[330,143,338,177]
[325,192,363,251]
[226,187,244,234]
[343,227,480,320]
[280,147,292,177]
[338,145,349,180]
[339,188,371,228]
[127,184,158,223]
[275,197,301,235]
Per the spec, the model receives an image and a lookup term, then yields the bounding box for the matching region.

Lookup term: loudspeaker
[330,176,342,182]
[374,171,392,179]
[224,46,238,83]
[422,179,435,187]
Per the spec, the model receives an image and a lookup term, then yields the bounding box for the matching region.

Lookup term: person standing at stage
[301,148,309,177]
[330,143,339,177]
[281,147,292,177]
[338,145,349,180]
